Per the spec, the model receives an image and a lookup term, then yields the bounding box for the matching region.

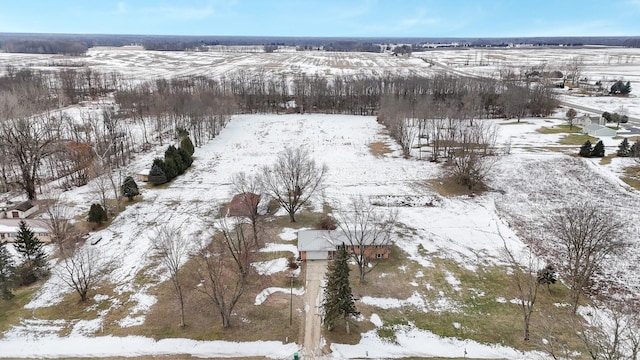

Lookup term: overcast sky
[1,0,639,38]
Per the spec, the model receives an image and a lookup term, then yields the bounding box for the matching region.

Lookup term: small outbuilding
[3,201,39,219]
[582,124,617,137]
[137,169,150,182]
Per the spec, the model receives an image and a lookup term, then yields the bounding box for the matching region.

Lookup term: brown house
[228,193,261,217]
[297,229,391,261]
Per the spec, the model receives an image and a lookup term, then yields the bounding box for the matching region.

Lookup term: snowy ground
[2,46,640,358]
[2,112,639,358]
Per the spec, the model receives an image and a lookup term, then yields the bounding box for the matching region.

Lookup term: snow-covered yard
[2,46,640,359]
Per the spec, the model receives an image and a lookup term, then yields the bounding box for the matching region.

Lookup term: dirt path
[302,260,328,358]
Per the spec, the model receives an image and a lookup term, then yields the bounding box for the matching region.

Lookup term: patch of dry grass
[426,178,475,197]
[622,165,640,191]
[559,134,598,145]
[368,141,393,157]
[536,124,582,134]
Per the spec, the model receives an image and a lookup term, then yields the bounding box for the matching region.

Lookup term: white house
[577,114,605,126]
[2,201,39,219]
[0,219,52,243]
[582,124,617,137]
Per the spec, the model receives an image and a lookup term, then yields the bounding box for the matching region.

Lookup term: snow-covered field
[2,111,638,358]
[2,47,640,358]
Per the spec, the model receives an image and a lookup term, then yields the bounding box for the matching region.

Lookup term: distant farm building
[297,229,391,261]
[582,124,617,137]
[1,201,39,219]
[228,193,261,217]
[0,219,52,243]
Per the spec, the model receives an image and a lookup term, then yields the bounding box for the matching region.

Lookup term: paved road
[302,260,328,359]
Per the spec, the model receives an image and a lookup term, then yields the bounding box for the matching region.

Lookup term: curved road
[302,260,328,359]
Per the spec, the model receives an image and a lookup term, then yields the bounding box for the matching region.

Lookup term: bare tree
[196,219,256,328]
[44,191,73,252]
[547,204,627,314]
[335,196,397,283]
[56,246,100,302]
[152,225,190,327]
[579,301,640,360]
[0,115,58,200]
[230,172,262,246]
[261,147,327,222]
[448,121,498,191]
[502,241,543,341]
[566,108,577,129]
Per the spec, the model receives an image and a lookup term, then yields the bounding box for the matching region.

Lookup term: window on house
[376,253,383,259]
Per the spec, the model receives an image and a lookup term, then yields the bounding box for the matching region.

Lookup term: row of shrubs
[579,138,640,158]
[148,136,195,185]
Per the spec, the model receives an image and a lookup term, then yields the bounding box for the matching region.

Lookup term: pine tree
[121,176,140,200]
[631,141,640,157]
[617,138,631,157]
[148,162,167,185]
[591,140,605,158]
[13,220,48,285]
[180,136,195,156]
[0,242,15,299]
[322,245,359,334]
[579,140,593,157]
[88,203,107,224]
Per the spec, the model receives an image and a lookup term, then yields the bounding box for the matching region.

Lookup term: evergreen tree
[88,203,107,224]
[579,140,593,157]
[164,157,178,180]
[178,147,193,168]
[13,220,49,285]
[180,136,195,156]
[631,141,640,157]
[0,242,15,299]
[591,140,605,158]
[121,176,140,200]
[617,138,631,157]
[148,162,167,185]
[322,245,359,333]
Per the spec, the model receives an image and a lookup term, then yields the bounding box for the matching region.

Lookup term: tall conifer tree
[322,244,359,333]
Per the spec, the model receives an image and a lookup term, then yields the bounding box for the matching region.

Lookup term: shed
[137,169,150,182]
[582,124,617,137]
[3,201,39,219]
[228,193,261,217]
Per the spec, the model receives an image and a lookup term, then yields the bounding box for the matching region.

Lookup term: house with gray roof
[582,124,617,137]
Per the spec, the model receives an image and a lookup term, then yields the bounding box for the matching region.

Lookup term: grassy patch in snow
[536,124,582,134]
[345,249,587,355]
[622,165,640,190]
[0,286,38,337]
[558,134,598,145]
[427,178,474,197]
[369,141,393,157]
[599,154,615,165]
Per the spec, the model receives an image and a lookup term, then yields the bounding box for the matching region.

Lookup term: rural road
[303,260,328,358]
